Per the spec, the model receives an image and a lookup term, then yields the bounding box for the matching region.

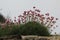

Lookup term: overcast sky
[0,0,60,35]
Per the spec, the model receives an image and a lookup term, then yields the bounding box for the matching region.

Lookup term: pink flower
[56,18,58,20]
[18,19,20,24]
[24,17,26,19]
[33,6,36,9]
[22,16,24,18]
[51,16,54,20]
[35,17,37,19]
[26,11,30,15]
[7,20,10,24]
[29,16,31,17]
[35,14,38,16]
[45,13,49,16]
[31,11,34,14]
[52,21,56,24]
[37,14,41,17]
[42,17,45,19]
[40,19,43,21]
[35,9,40,12]
[51,25,53,27]
[23,11,26,15]
[47,17,50,20]
[14,20,16,22]
[47,20,49,22]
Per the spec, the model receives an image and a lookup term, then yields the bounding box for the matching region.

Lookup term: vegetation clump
[19,21,50,36]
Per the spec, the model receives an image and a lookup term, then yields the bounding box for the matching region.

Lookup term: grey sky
[0,0,60,35]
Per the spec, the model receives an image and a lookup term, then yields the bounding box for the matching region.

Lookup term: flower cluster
[13,7,58,34]
[0,7,58,34]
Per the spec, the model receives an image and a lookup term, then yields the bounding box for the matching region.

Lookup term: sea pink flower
[35,9,40,12]
[47,17,50,20]
[45,13,49,16]
[14,20,16,22]
[27,11,30,15]
[42,17,45,19]
[33,6,36,9]
[37,14,40,16]
[50,25,53,27]
[47,20,49,22]
[18,19,20,24]
[40,19,43,21]
[56,18,58,20]
[14,17,16,22]
[52,21,56,24]
[23,11,26,15]
[22,16,24,18]
[51,16,54,20]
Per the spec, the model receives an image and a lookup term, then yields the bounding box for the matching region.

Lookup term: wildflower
[51,16,54,20]
[18,19,20,24]
[22,16,24,18]
[37,14,41,17]
[35,9,40,12]
[33,6,36,9]
[45,13,49,16]
[50,25,53,27]
[52,21,56,24]
[24,17,26,19]
[47,20,49,22]
[23,11,26,15]
[42,17,45,19]
[40,19,43,21]
[14,17,16,23]
[19,15,22,17]
[14,19,16,22]
[47,17,50,20]
[56,18,58,20]
[27,11,30,15]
